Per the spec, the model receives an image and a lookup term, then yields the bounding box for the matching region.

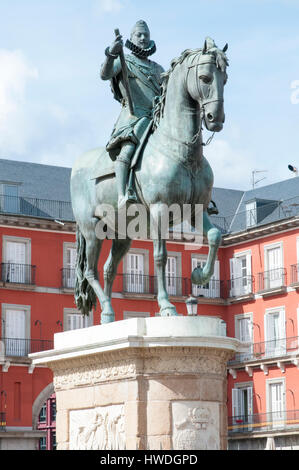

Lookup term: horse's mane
[152,46,228,130]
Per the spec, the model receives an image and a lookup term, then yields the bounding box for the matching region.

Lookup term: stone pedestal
[30,316,240,450]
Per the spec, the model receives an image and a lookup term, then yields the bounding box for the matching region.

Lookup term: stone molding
[51,346,231,391]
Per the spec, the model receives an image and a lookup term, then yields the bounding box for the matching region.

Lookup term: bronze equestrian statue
[71,22,228,324]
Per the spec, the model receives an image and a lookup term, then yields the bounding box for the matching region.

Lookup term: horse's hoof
[159,306,178,317]
[191,267,208,286]
[101,312,115,324]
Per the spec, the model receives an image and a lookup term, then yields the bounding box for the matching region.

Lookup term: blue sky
[0,0,298,190]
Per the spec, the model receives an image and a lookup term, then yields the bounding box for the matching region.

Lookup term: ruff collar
[125,39,156,58]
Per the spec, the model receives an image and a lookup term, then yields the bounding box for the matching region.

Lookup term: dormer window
[0,182,20,213]
[246,201,257,228]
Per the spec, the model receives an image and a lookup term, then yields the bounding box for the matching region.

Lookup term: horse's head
[186,37,228,132]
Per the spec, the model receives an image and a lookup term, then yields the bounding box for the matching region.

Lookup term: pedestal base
[31,316,240,450]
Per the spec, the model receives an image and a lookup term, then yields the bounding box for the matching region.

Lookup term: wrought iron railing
[61,270,226,298]
[0,194,74,221]
[228,409,299,434]
[0,412,6,431]
[1,263,36,285]
[258,268,286,291]
[211,195,299,234]
[227,275,255,297]
[113,273,225,298]
[1,338,54,357]
[228,336,299,365]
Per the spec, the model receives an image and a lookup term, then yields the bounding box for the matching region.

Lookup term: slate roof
[0,158,299,232]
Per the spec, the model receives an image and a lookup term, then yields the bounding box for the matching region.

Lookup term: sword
[114,28,134,116]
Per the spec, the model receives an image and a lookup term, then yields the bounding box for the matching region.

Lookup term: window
[264,307,286,357]
[0,183,20,213]
[2,304,30,356]
[264,243,284,289]
[125,252,145,293]
[166,256,177,295]
[2,236,31,284]
[229,251,252,297]
[246,201,257,228]
[267,379,285,429]
[235,314,253,361]
[232,384,253,430]
[63,308,92,331]
[63,243,76,288]
[37,394,56,450]
[191,256,220,298]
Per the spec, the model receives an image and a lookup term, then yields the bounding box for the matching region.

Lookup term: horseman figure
[100,20,164,209]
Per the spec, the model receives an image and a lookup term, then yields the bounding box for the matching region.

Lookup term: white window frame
[0,182,21,212]
[1,303,31,356]
[3,235,31,264]
[246,201,257,228]
[63,308,93,331]
[164,251,182,296]
[124,248,149,293]
[191,254,220,298]
[232,381,253,430]
[230,250,252,297]
[63,242,77,288]
[2,236,32,284]
[264,242,284,289]
[234,313,253,360]
[266,377,286,429]
[264,306,286,357]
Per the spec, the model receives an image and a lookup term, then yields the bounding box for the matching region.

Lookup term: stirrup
[207,200,219,215]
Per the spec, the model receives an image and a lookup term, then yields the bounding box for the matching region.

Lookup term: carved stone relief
[69,404,125,450]
[172,401,220,450]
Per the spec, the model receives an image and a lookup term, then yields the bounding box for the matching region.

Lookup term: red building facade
[1,158,299,450]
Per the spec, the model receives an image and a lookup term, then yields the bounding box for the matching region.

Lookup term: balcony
[229,336,299,366]
[227,275,255,301]
[228,409,299,434]
[114,273,225,299]
[1,338,54,357]
[0,412,6,431]
[0,194,74,221]
[258,268,286,296]
[1,263,36,286]
[60,270,226,300]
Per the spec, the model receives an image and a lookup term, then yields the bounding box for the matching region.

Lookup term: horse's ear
[203,37,215,53]
[223,43,228,52]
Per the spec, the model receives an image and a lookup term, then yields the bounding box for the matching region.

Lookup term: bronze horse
[71,37,228,323]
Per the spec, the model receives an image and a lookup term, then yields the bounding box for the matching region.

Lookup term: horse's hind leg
[84,229,115,324]
[103,237,132,304]
[153,237,178,317]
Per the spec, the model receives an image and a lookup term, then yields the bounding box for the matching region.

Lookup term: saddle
[90,118,153,182]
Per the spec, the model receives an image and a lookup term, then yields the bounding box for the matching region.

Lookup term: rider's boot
[115,143,138,210]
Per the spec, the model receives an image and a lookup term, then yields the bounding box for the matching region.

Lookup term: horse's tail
[74,225,97,316]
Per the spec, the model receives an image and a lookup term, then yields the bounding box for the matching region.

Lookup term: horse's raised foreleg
[103,238,132,315]
[191,211,221,286]
[153,237,178,317]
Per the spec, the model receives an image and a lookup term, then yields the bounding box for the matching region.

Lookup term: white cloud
[204,138,254,190]
[0,49,38,155]
[94,0,124,15]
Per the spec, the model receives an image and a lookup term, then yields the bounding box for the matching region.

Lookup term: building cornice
[0,214,76,233]
[222,216,299,246]
[1,214,299,247]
